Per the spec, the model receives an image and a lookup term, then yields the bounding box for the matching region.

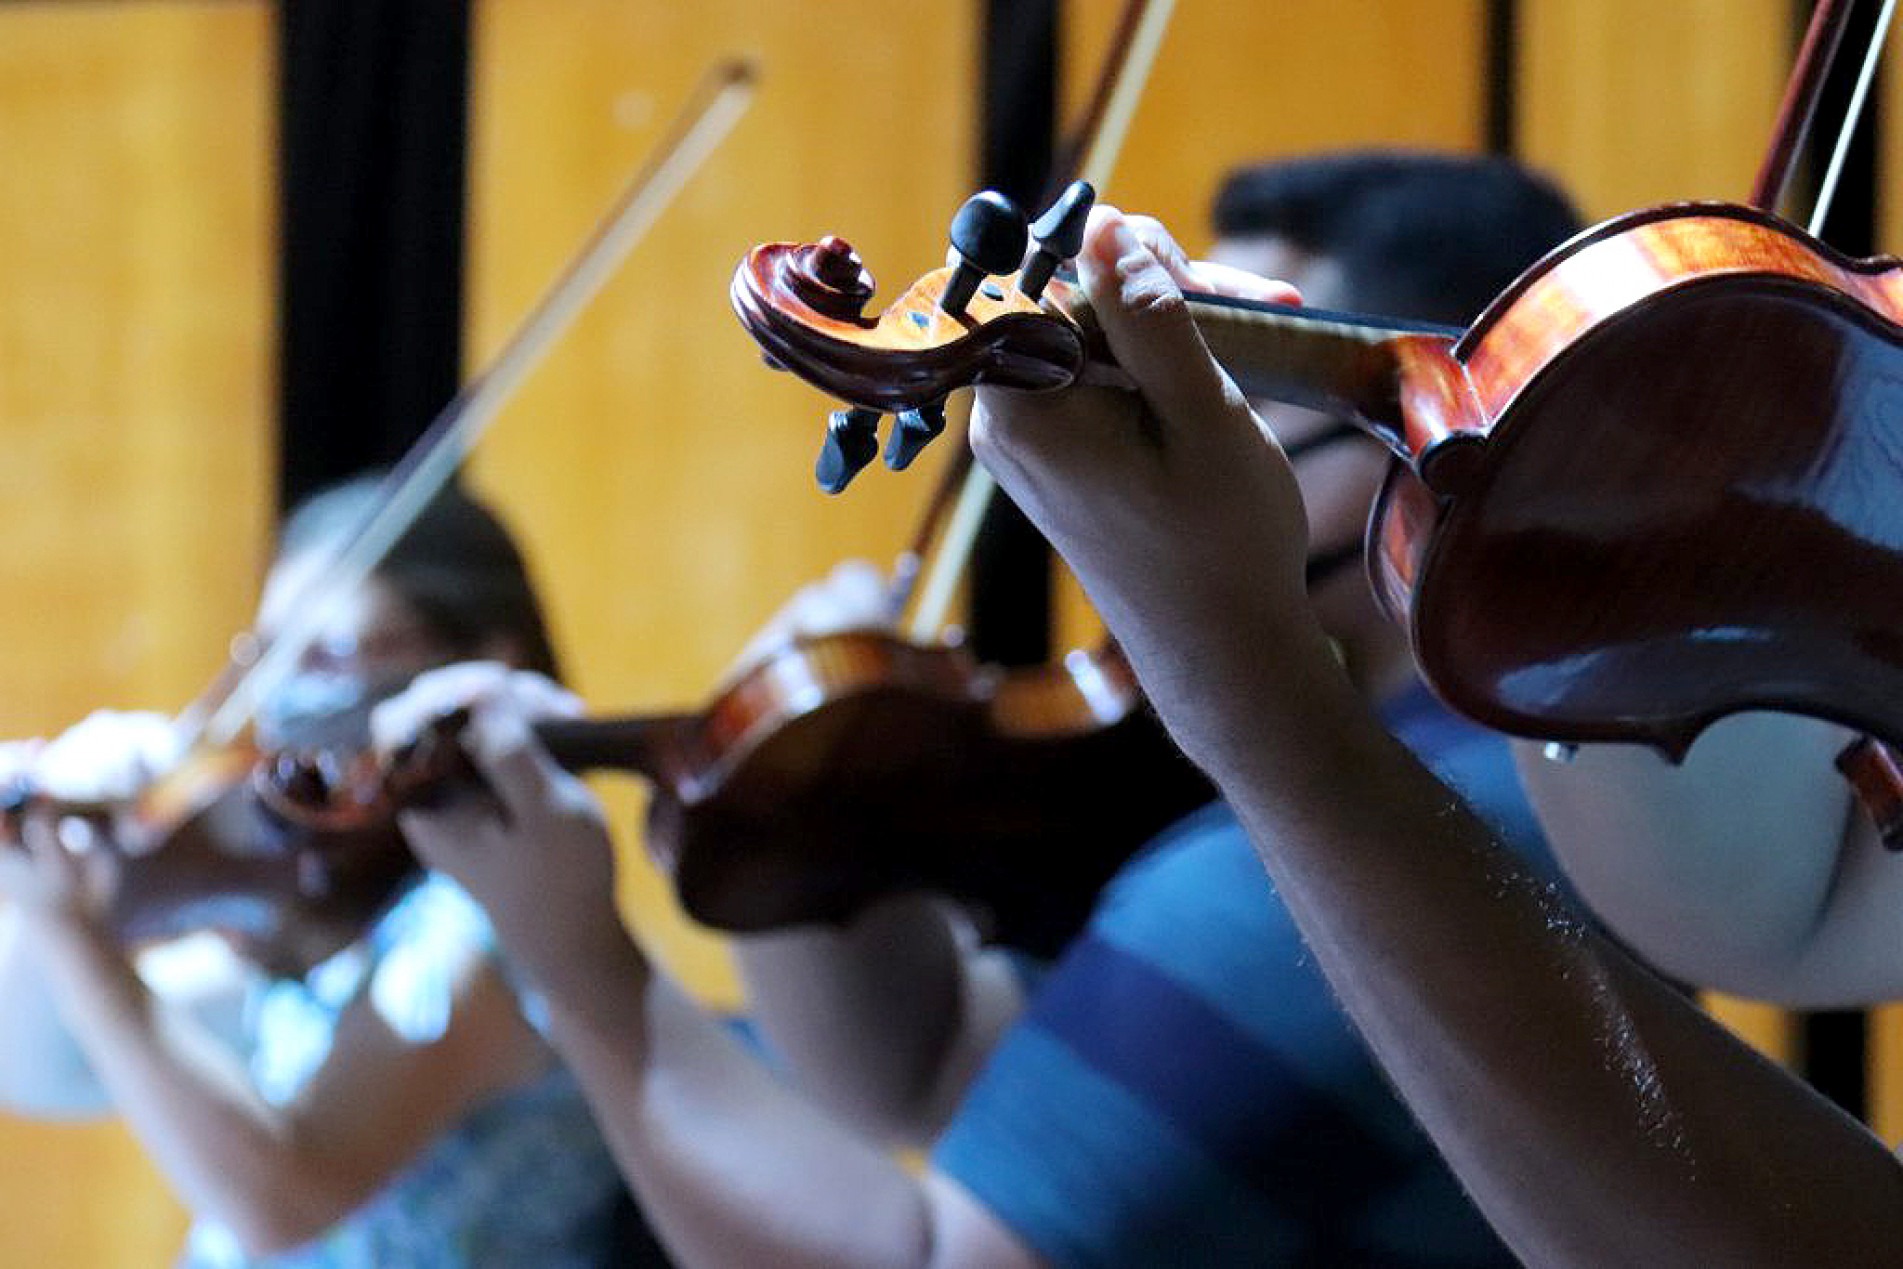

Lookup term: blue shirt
[934,686,1551,1266]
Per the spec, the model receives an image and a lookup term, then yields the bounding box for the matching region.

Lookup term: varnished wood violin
[730,183,1903,839]
[256,630,1211,957]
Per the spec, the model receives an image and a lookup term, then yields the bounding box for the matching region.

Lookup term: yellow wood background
[0,2,273,1263]
[0,0,1882,1262]
[461,0,977,1014]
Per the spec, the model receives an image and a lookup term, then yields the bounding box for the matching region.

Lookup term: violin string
[180,59,758,752]
[902,0,1176,644]
[1809,0,1896,236]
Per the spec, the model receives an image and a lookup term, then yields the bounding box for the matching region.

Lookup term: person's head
[255,472,560,749]
[240,474,558,974]
[1207,150,1582,693]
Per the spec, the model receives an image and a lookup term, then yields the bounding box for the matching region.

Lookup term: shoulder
[361,872,504,1045]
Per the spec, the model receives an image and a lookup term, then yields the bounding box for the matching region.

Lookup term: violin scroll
[732,182,1101,492]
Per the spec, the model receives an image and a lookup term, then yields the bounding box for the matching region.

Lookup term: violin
[258,631,1212,957]
[2,744,416,974]
[730,176,1903,839]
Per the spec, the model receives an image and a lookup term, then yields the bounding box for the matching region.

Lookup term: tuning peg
[884,399,947,471]
[941,191,1028,319]
[1019,180,1095,301]
[816,406,882,494]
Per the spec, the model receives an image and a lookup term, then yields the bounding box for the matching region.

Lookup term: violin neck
[532,715,699,786]
[1181,290,1462,453]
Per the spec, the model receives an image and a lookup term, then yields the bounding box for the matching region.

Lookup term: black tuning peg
[884,399,947,471]
[941,191,1027,319]
[1019,180,1096,301]
[816,407,882,494]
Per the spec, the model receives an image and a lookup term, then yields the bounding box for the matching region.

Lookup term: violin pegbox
[732,182,1100,492]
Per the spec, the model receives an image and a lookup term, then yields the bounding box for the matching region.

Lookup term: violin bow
[1752,0,1897,231]
[175,58,758,753]
[895,0,1176,642]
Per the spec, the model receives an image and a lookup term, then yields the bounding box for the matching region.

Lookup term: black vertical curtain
[1484,0,1518,156]
[276,0,471,513]
[968,0,1059,667]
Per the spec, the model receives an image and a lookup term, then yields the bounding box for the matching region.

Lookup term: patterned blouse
[176,874,627,1268]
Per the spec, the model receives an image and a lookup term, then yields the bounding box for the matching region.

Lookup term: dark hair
[1211,150,1583,325]
[275,472,563,681]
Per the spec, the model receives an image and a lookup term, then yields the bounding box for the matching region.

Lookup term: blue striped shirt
[935,686,1551,1266]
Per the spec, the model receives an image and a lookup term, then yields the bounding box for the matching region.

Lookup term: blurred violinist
[375,152,1592,1268]
[0,474,647,1268]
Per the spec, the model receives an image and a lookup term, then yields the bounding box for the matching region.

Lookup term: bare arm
[0,734,122,1116]
[378,665,1040,1269]
[733,896,1023,1145]
[12,864,548,1255]
[1,715,550,1256]
[0,906,112,1117]
[964,206,1903,1267]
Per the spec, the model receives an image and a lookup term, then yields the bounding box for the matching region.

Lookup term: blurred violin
[2,742,411,970]
[729,0,1903,844]
[257,631,1209,956]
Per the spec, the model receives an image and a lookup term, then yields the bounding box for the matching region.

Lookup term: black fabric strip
[969,0,1060,667]
[276,0,472,512]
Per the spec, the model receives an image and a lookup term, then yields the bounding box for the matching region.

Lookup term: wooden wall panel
[1873,1004,1903,1144]
[1062,0,1488,247]
[465,0,977,1006]
[1518,0,1790,218]
[1881,18,1903,253]
[0,1,274,1264]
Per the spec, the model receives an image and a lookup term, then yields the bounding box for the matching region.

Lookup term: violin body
[114,780,417,972]
[261,632,1214,956]
[644,632,1213,956]
[5,745,418,969]
[1369,201,1903,758]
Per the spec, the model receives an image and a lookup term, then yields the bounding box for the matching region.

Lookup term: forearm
[23,915,359,1252]
[734,895,1021,1144]
[531,929,974,1269]
[0,909,110,1116]
[1177,656,1903,1267]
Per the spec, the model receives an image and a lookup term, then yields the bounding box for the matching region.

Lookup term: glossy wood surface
[0,3,274,1261]
[1517,0,1802,1080]
[1377,204,1903,759]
